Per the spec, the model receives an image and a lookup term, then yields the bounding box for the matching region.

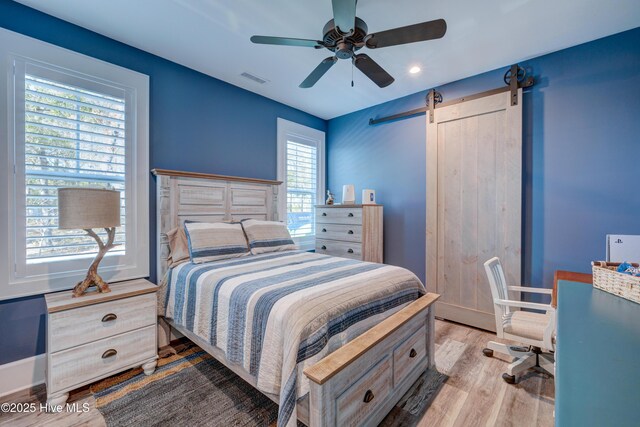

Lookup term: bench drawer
[336,356,392,427]
[392,325,427,387]
[48,293,156,352]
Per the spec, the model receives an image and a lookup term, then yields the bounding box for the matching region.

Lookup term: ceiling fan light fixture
[409,66,421,74]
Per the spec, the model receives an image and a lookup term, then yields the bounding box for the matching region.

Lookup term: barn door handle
[321,245,327,250]
[363,390,375,403]
[347,249,354,254]
[102,313,117,322]
[410,348,417,358]
[102,349,118,359]
[348,213,354,217]
[347,230,354,234]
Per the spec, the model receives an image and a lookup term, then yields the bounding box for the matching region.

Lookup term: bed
[153,169,439,427]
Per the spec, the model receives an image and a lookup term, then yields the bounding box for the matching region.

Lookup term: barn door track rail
[369,64,534,126]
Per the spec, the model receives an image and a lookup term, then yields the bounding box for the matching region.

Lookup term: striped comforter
[161,250,425,427]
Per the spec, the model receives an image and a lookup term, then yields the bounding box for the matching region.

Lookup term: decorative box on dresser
[44,279,158,406]
[315,204,383,263]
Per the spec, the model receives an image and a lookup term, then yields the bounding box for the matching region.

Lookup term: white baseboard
[0,354,46,398]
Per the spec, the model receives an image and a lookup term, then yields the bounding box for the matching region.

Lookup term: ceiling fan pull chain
[351,60,354,87]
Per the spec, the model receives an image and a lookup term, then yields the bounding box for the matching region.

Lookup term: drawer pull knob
[348,249,354,253]
[102,313,117,322]
[410,348,417,358]
[322,213,327,216]
[322,228,326,232]
[348,230,354,234]
[321,245,327,250]
[102,349,118,359]
[363,390,375,403]
[348,213,354,217]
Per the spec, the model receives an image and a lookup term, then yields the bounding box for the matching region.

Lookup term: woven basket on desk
[592,261,640,304]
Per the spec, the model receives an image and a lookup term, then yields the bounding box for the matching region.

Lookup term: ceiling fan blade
[332,0,357,34]
[299,57,338,88]
[353,54,394,88]
[250,35,323,48]
[365,19,447,49]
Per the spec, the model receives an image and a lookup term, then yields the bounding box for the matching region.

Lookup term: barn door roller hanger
[369,64,534,126]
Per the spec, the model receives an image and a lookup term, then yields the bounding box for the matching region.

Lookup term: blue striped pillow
[240,219,297,255]
[184,221,249,263]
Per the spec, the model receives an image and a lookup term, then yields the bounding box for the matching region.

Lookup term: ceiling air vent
[240,72,268,84]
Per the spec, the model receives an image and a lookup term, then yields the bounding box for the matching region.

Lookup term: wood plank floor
[0,320,554,427]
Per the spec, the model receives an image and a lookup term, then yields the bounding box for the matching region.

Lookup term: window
[24,74,126,262]
[277,118,325,251]
[0,28,149,300]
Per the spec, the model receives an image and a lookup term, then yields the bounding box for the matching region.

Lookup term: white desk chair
[483,257,556,384]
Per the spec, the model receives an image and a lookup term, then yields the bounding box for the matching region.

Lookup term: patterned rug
[91,342,447,427]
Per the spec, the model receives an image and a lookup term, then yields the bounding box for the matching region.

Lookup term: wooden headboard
[152,169,282,281]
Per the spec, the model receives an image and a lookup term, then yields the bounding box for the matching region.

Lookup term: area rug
[91,342,447,426]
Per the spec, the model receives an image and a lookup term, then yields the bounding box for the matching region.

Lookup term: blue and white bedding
[160,250,425,427]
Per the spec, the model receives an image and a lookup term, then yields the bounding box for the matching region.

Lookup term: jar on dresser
[315,204,383,263]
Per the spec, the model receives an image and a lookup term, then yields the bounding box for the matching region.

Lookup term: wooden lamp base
[72,227,117,298]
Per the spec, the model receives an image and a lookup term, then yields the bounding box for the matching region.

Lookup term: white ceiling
[15,0,640,120]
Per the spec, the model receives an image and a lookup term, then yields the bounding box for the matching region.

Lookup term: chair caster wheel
[502,373,516,384]
[482,348,494,357]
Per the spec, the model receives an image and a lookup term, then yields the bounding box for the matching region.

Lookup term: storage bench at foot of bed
[304,293,439,427]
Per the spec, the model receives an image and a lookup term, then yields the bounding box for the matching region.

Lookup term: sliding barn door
[426,90,522,331]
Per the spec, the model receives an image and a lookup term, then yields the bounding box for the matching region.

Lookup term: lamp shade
[58,188,121,229]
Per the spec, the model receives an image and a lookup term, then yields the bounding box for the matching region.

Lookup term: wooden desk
[555,278,640,426]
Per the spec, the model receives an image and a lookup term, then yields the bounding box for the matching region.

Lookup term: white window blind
[0,27,149,300]
[277,118,325,251]
[286,140,317,239]
[24,74,126,262]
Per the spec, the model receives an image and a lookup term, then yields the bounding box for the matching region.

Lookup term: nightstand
[44,279,158,406]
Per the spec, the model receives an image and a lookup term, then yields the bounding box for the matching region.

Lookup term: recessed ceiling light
[409,66,421,74]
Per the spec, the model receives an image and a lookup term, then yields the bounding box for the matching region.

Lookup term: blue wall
[1,0,638,367]
[0,0,326,365]
[328,28,640,294]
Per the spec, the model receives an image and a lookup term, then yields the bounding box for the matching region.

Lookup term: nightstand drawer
[49,293,156,352]
[49,325,156,394]
[316,223,362,242]
[316,207,362,225]
[316,239,362,260]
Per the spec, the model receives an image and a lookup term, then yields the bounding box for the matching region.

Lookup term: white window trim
[0,28,149,300]
[276,118,325,252]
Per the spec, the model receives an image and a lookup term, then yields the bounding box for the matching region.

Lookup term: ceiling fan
[250,0,446,88]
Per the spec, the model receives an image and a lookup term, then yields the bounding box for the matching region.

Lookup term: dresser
[315,204,383,263]
[44,279,158,406]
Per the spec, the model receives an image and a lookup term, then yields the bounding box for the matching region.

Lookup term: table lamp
[58,188,121,297]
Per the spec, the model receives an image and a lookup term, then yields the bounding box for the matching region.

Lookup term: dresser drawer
[49,293,156,352]
[336,356,392,427]
[392,325,427,387]
[316,239,362,260]
[316,223,362,243]
[316,207,362,225]
[49,325,156,394]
